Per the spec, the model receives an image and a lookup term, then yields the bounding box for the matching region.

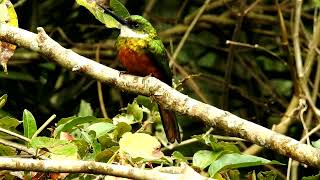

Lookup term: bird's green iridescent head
[120,15,157,39]
[98,5,157,39]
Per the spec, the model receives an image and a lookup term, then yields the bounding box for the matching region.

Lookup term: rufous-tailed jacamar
[99,5,180,143]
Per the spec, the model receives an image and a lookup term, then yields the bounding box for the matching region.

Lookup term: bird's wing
[146,38,172,85]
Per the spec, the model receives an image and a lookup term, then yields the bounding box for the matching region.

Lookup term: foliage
[0,0,319,179]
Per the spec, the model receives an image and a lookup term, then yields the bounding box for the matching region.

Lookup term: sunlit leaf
[127,101,144,122]
[23,109,37,139]
[193,150,224,170]
[54,116,102,137]
[0,144,15,156]
[0,116,20,130]
[75,0,121,28]
[302,171,320,180]
[312,139,320,149]
[172,151,188,163]
[78,100,93,117]
[30,137,78,160]
[208,153,283,177]
[85,122,116,138]
[0,94,7,109]
[113,113,135,125]
[119,132,163,160]
[110,0,130,19]
[110,122,132,140]
[0,0,18,73]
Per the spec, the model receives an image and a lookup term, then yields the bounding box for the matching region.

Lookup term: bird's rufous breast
[117,47,166,81]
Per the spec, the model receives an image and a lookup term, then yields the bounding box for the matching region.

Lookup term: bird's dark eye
[132,22,139,28]
[128,21,139,28]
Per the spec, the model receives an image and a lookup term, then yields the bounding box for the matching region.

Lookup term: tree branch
[0,157,212,180]
[1,24,320,167]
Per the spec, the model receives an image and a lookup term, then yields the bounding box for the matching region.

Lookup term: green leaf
[0,71,35,81]
[127,101,144,122]
[302,172,320,180]
[30,136,68,149]
[111,122,132,140]
[172,151,188,163]
[81,131,101,159]
[0,94,7,109]
[198,53,217,68]
[55,116,102,137]
[0,0,18,26]
[113,113,135,124]
[119,132,163,160]
[75,0,121,28]
[78,100,93,117]
[193,150,224,170]
[85,122,116,138]
[23,109,37,139]
[136,95,157,111]
[208,153,283,177]
[314,0,320,8]
[95,146,119,162]
[0,144,15,156]
[0,116,20,130]
[30,137,78,160]
[312,139,320,148]
[271,79,292,97]
[257,171,278,180]
[110,0,130,19]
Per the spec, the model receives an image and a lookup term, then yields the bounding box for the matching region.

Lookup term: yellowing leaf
[119,132,163,160]
[0,0,18,73]
[76,0,121,28]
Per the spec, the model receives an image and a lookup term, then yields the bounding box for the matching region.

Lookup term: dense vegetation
[1,0,320,179]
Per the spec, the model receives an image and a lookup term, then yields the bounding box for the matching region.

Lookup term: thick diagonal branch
[0,24,320,167]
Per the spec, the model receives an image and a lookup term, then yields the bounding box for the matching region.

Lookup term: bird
[99,5,180,143]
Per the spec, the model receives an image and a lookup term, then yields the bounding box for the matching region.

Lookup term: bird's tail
[158,106,180,143]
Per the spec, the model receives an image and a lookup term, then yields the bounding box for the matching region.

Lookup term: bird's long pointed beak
[97,4,127,25]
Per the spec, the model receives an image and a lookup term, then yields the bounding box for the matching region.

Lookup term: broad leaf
[208,153,282,177]
[78,100,93,117]
[0,116,20,130]
[85,122,116,138]
[127,101,144,122]
[0,0,18,73]
[302,171,320,180]
[193,150,224,170]
[110,0,130,19]
[30,137,78,160]
[312,139,320,149]
[23,109,37,139]
[0,94,7,109]
[76,0,121,28]
[113,113,135,125]
[172,151,188,163]
[54,116,102,137]
[111,122,132,140]
[119,132,163,160]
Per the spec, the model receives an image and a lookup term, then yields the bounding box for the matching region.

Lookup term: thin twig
[0,138,40,158]
[0,127,30,142]
[32,114,56,139]
[170,0,211,66]
[96,44,108,118]
[293,0,303,78]
[222,0,247,109]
